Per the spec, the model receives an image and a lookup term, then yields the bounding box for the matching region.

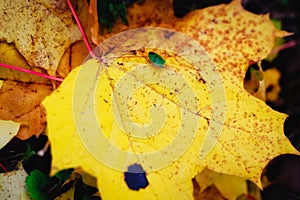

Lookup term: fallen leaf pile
[0,0,82,76]
[42,0,298,199]
[0,0,299,199]
[0,0,87,140]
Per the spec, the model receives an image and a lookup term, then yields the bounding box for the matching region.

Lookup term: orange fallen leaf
[0,80,52,139]
[57,41,90,78]
[16,105,47,140]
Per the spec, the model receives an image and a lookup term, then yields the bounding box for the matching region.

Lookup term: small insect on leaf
[148,51,166,68]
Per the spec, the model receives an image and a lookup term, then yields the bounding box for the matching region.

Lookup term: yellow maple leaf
[42,1,298,199]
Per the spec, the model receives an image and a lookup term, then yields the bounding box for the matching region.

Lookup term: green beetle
[148,52,166,68]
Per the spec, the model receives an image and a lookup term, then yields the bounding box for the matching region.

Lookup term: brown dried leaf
[193,168,247,200]
[16,105,46,140]
[57,41,90,78]
[194,184,227,200]
[0,80,52,139]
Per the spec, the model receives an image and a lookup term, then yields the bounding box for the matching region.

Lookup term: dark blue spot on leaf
[124,163,149,191]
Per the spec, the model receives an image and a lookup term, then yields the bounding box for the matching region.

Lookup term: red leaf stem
[0,63,64,82]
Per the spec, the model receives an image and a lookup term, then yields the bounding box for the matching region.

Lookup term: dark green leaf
[0,137,25,173]
[97,0,114,33]
[26,168,75,199]
[48,179,76,199]
[22,143,36,165]
[109,2,128,25]
[74,178,100,200]
[25,170,48,200]
[45,168,74,198]
[281,0,289,5]
[97,0,128,33]
[271,19,282,30]
[54,168,74,182]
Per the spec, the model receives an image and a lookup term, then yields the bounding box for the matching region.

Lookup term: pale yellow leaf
[0,164,31,200]
[194,168,247,200]
[0,119,20,149]
[264,68,281,102]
